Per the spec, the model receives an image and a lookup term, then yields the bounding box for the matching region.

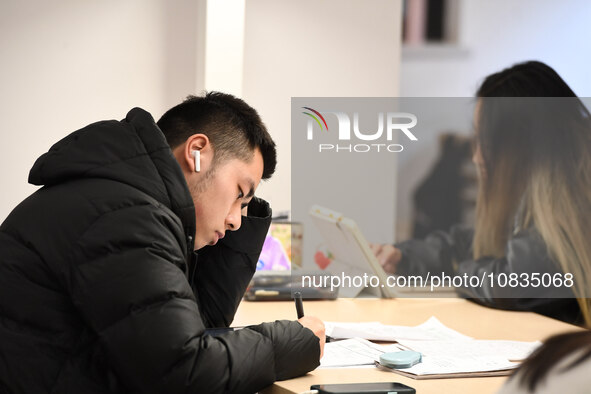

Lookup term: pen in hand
[294,291,332,342]
[294,291,305,319]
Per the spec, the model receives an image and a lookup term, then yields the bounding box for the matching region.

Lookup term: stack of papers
[376,354,520,379]
[321,317,541,379]
[326,316,473,342]
[320,338,400,368]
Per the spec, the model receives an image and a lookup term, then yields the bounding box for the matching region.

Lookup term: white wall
[243,0,402,220]
[0,0,403,232]
[202,0,245,96]
[241,0,402,267]
[0,0,200,222]
[400,0,591,97]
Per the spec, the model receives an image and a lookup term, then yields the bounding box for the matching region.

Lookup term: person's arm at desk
[191,196,326,382]
[372,224,473,277]
[69,202,323,393]
[191,197,270,328]
[453,228,580,324]
[373,225,580,324]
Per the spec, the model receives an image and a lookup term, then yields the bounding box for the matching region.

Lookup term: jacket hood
[28,107,196,240]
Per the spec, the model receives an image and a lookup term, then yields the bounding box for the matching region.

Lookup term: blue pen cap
[379,351,422,369]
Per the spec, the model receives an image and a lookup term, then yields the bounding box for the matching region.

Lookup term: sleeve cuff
[219,197,272,254]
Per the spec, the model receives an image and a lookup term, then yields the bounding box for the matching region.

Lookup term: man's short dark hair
[157,92,277,179]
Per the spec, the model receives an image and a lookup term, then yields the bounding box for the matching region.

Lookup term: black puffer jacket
[0,108,319,393]
[396,225,582,325]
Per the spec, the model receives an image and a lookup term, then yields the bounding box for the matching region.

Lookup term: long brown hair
[511,330,591,392]
[473,61,591,325]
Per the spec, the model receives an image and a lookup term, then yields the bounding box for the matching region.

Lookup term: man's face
[188,149,264,250]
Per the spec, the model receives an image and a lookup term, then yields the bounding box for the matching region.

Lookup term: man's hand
[298,316,325,359]
[369,243,402,274]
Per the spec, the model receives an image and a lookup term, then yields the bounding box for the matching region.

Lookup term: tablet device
[309,205,456,298]
[309,206,396,298]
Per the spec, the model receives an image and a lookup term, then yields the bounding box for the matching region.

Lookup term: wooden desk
[233,298,580,394]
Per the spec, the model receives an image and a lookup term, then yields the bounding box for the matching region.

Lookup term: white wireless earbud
[192,150,200,173]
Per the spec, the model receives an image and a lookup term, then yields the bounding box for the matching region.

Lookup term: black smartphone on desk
[311,382,415,394]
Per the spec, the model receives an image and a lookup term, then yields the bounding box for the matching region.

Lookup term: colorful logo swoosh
[302,107,328,131]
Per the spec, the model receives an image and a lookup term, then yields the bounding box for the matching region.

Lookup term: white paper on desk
[325,316,472,342]
[319,338,403,368]
[398,338,542,361]
[324,322,382,340]
[402,354,519,375]
[414,316,472,340]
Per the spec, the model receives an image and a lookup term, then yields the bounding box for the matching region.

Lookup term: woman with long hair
[373,60,591,326]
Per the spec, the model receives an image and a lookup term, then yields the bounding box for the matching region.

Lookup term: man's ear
[174,134,214,174]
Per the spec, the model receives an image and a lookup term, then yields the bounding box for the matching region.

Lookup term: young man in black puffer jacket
[0,92,324,393]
